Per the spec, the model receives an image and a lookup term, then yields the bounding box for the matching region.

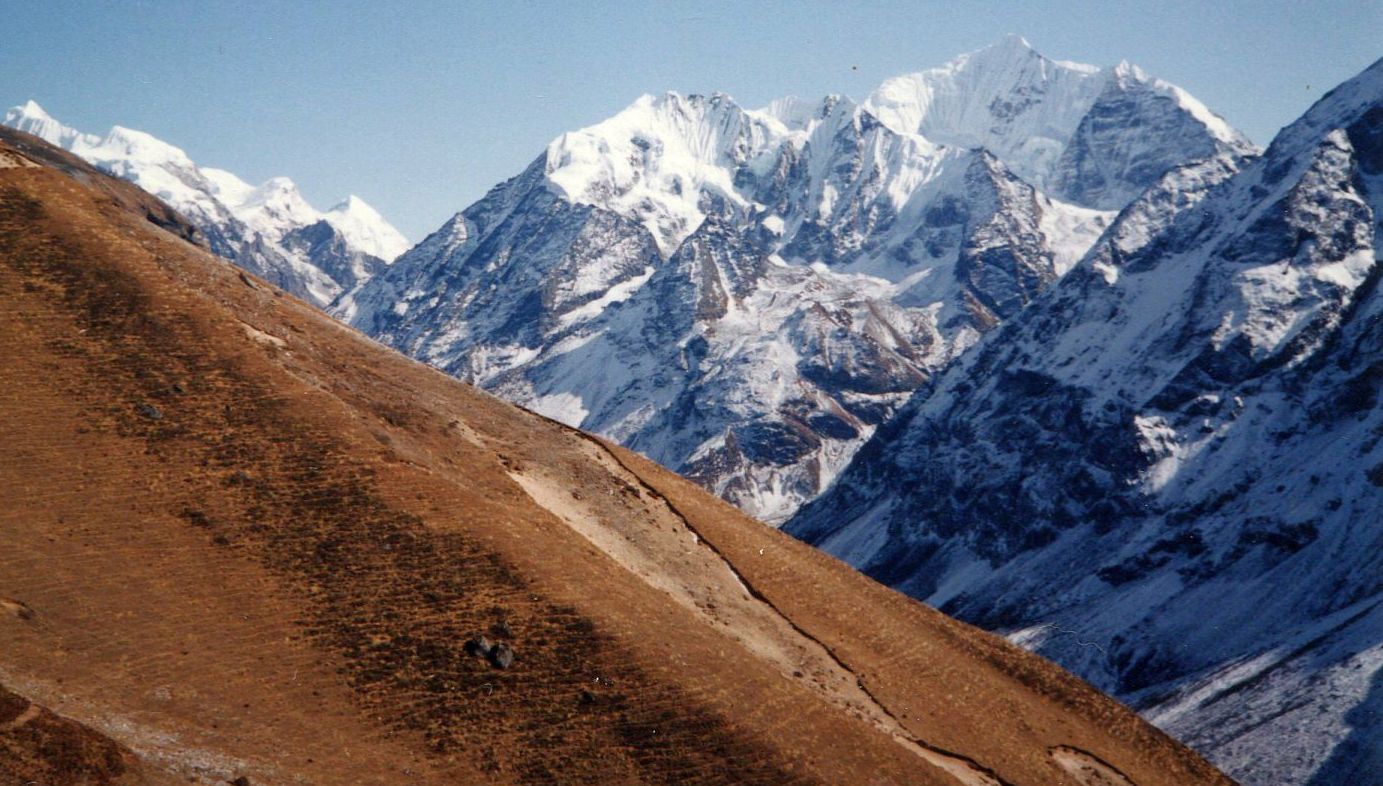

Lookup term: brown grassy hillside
[0,127,1234,786]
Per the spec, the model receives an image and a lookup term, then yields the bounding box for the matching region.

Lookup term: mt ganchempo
[336,35,1253,523]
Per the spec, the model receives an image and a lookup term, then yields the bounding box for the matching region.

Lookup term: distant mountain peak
[13,99,53,121]
[5,99,89,150]
[541,88,778,253]
[860,39,1250,206]
[104,124,190,157]
[996,32,1033,49]
[2,102,412,300]
[331,193,369,212]
[959,33,1054,70]
[325,194,411,262]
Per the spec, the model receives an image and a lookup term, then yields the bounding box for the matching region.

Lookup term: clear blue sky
[6,1,1380,240]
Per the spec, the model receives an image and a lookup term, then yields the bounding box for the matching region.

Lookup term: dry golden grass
[0,128,1235,786]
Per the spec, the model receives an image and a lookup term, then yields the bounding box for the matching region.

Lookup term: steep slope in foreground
[791,58,1383,786]
[0,131,1234,785]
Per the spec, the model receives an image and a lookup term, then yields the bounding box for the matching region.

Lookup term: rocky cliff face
[789,58,1383,786]
[341,37,1244,522]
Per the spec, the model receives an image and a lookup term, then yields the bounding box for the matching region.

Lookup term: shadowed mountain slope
[0,127,1231,786]
[789,57,1383,786]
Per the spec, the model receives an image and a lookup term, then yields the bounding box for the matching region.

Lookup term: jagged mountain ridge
[340,36,1249,523]
[2,100,408,305]
[788,57,1383,786]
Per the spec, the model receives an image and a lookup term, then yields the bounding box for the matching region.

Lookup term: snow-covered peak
[866,35,1098,124]
[228,175,319,240]
[543,90,785,253]
[199,169,410,260]
[98,124,196,169]
[864,40,1106,181]
[6,99,59,129]
[4,100,91,149]
[6,104,199,174]
[994,32,1033,51]
[16,98,49,118]
[242,175,309,213]
[530,38,1249,251]
[3,100,410,303]
[861,38,1253,197]
[325,195,411,262]
[971,33,1079,72]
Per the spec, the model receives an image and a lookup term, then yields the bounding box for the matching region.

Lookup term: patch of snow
[528,392,590,427]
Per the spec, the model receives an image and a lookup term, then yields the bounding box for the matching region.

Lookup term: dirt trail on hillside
[509,435,1011,786]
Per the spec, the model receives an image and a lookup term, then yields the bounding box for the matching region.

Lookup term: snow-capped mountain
[789,57,1383,786]
[340,37,1250,523]
[2,100,408,305]
[864,35,1254,209]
